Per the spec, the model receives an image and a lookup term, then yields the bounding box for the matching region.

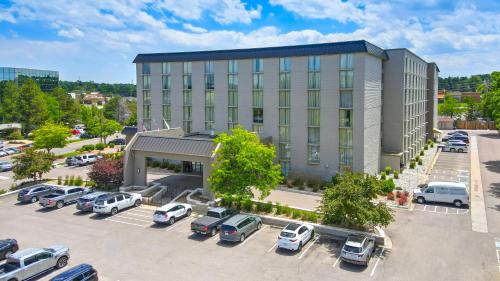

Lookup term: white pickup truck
[0,246,69,281]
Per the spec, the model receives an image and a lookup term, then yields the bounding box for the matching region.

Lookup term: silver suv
[219,214,262,243]
[340,234,375,266]
[17,184,58,203]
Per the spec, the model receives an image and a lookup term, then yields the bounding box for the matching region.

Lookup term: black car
[108,138,126,145]
[0,239,18,260]
[447,130,468,136]
[49,263,98,281]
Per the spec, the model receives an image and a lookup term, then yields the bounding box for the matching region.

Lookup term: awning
[131,135,215,158]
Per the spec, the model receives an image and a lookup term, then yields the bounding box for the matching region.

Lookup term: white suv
[93,192,142,215]
[75,154,97,166]
[277,223,315,251]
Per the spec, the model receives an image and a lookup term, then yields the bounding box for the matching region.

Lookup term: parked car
[3,149,15,155]
[49,263,98,281]
[191,207,238,236]
[0,239,18,260]
[447,139,467,145]
[0,246,69,281]
[0,150,7,157]
[340,234,376,266]
[0,161,12,172]
[108,138,126,146]
[5,148,20,155]
[93,192,142,215]
[153,203,192,225]
[442,142,468,153]
[79,133,97,139]
[447,130,468,136]
[76,192,109,212]
[74,155,97,166]
[219,214,262,243]
[17,184,58,203]
[413,181,469,207]
[65,156,78,166]
[277,223,315,252]
[39,187,92,209]
[448,135,469,144]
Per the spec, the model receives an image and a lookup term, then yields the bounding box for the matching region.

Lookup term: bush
[427,139,433,145]
[0,189,6,196]
[242,199,253,212]
[398,195,408,205]
[286,179,293,188]
[68,175,75,186]
[275,202,283,215]
[312,186,320,193]
[220,194,233,208]
[393,170,399,179]
[395,186,403,190]
[396,190,401,198]
[385,166,392,175]
[331,174,340,185]
[256,201,273,213]
[303,211,319,223]
[420,150,424,156]
[160,160,169,169]
[298,185,305,190]
[85,180,97,187]
[108,143,115,148]
[410,160,416,169]
[64,175,69,185]
[291,209,301,219]
[404,190,410,197]
[283,205,292,217]
[380,172,386,180]
[95,143,106,150]
[293,178,304,187]
[430,142,434,148]
[418,159,423,165]
[81,144,95,151]
[382,179,395,193]
[424,144,428,150]
[174,166,181,173]
[74,176,83,186]
[387,191,395,200]
[57,176,62,185]
[151,161,161,168]
[7,131,23,140]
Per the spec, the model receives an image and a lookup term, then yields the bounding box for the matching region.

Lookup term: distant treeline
[59,80,136,97]
[438,74,491,92]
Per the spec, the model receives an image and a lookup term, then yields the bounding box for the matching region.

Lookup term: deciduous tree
[12,148,54,181]
[18,79,48,134]
[88,158,123,190]
[32,122,71,153]
[208,126,283,199]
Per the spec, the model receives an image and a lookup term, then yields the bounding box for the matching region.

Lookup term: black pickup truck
[191,207,237,236]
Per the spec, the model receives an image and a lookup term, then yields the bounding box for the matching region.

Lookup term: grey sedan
[219,214,262,243]
[76,192,108,212]
[0,161,12,172]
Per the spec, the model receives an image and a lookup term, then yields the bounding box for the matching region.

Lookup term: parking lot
[0,195,389,281]
[428,150,470,187]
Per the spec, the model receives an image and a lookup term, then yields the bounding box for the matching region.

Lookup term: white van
[413,182,469,207]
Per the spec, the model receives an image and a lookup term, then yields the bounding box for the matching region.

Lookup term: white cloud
[57,27,84,38]
[183,23,207,33]
[0,9,16,23]
[155,0,261,24]
[269,0,364,23]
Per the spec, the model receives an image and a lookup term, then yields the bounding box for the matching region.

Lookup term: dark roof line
[133,40,388,63]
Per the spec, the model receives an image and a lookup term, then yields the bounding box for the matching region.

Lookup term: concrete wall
[136,63,144,131]
[426,62,439,138]
[192,61,204,132]
[214,60,228,132]
[363,54,382,174]
[263,58,279,141]
[238,59,253,131]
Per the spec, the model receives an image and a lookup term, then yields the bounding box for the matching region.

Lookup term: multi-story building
[0,67,59,92]
[131,40,438,182]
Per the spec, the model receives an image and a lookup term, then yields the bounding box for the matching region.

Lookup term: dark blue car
[0,238,18,260]
[49,264,98,281]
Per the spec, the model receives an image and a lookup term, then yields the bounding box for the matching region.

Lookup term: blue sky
[0,0,499,83]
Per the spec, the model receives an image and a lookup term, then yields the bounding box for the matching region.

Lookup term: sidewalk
[469,136,488,233]
[258,188,321,211]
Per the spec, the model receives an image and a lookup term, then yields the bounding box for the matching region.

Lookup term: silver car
[219,214,262,243]
[340,234,375,266]
[39,187,91,209]
[0,161,12,172]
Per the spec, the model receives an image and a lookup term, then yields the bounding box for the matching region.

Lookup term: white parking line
[423,205,427,211]
[131,208,155,214]
[267,242,278,253]
[212,234,221,241]
[239,225,268,247]
[298,235,320,259]
[120,211,151,218]
[166,217,195,232]
[0,176,9,180]
[445,207,448,214]
[370,247,385,277]
[114,215,151,223]
[432,206,437,213]
[105,218,146,228]
[332,255,342,268]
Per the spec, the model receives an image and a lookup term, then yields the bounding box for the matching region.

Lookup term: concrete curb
[276,186,323,197]
[242,212,388,247]
[0,189,20,198]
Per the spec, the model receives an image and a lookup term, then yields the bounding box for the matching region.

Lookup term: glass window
[253,58,263,73]
[183,75,192,90]
[228,60,238,74]
[228,91,238,106]
[142,63,151,75]
[183,62,192,74]
[252,91,263,108]
[228,107,238,123]
[340,70,353,88]
[253,74,263,89]
[340,54,353,69]
[308,109,320,126]
[253,108,263,123]
[143,90,151,104]
[183,106,192,120]
[143,75,151,89]
[308,72,320,89]
[339,128,353,147]
[308,145,320,163]
[162,90,171,105]
[205,91,215,106]
[228,74,238,89]
[162,62,170,74]
[308,90,320,107]
[205,74,214,89]
[340,91,353,108]
[204,61,214,74]
[339,147,353,166]
[339,110,352,127]
[279,57,291,72]
[279,108,290,125]
[308,127,320,144]
[279,73,291,89]
[162,75,170,90]
[163,105,171,121]
[279,126,290,142]
[183,90,192,105]
[279,90,290,107]
[308,56,320,71]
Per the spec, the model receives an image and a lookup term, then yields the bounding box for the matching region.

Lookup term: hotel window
[228,60,238,129]
[183,62,192,133]
[162,63,171,126]
[142,63,151,130]
[252,58,264,134]
[339,54,353,171]
[205,61,215,130]
[278,57,291,175]
[307,56,320,163]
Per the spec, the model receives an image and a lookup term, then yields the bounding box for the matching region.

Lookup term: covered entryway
[123,128,219,198]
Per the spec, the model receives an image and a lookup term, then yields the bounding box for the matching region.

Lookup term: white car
[153,203,192,225]
[93,192,142,215]
[277,223,315,251]
[74,154,97,166]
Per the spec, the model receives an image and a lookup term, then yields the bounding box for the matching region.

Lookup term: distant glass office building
[0,67,59,92]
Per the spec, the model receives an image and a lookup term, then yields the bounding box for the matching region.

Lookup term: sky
[0,0,499,83]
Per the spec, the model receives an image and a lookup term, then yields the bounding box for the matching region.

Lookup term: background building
[132,40,438,181]
[0,67,59,92]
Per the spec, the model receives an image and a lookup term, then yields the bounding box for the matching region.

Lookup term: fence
[438,120,496,130]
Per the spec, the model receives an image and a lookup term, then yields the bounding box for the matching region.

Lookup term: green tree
[103,96,120,121]
[208,126,283,199]
[463,96,479,121]
[12,148,54,181]
[320,173,394,229]
[0,81,21,123]
[52,87,81,126]
[438,94,465,118]
[18,79,48,134]
[125,100,137,126]
[480,71,500,129]
[32,122,71,153]
[42,93,60,122]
